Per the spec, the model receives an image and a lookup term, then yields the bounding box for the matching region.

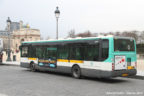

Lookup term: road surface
[0,65,143,96]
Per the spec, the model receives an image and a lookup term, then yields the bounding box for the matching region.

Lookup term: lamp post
[55,6,60,39]
[6,17,11,61]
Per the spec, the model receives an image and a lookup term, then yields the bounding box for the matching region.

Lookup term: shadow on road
[84,77,128,84]
[0,64,19,66]
[22,69,128,84]
[22,69,72,77]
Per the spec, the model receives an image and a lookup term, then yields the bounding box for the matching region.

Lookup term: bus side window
[101,39,109,60]
[69,47,75,60]
[36,47,43,59]
[57,46,69,59]
[75,47,84,60]
[70,47,84,60]
[29,46,36,57]
[45,47,57,60]
[84,45,99,61]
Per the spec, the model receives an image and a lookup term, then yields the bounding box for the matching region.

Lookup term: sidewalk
[2,61,20,66]
[137,59,144,77]
[137,70,144,76]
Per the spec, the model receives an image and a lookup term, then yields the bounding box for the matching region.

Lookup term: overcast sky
[0,0,144,39]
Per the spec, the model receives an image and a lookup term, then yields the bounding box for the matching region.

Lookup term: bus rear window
[114,39,135,51]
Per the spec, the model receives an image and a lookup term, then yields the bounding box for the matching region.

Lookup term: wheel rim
[73,67,80,78]
[30,64,35,71]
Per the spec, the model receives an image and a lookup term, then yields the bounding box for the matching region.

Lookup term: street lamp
[6,17,11,61]
[55,6,60,39]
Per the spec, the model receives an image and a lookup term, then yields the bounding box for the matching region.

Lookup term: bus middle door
[45,47,57,68]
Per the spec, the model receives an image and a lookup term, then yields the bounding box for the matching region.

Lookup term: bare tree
[99,32,114,36]
[121,30,138,41]
[114,31,121,36]
[140,31,144,40]
[67,29,76,38]
[108,32,115,35]
[92,33,98,37]
[76,30,93,37]
[139,31,144,44]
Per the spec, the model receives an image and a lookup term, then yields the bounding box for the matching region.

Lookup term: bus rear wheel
[72,65,81,79]
[30,63,36,72]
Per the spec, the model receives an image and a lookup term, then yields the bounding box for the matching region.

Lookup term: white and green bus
[20,36,137,78]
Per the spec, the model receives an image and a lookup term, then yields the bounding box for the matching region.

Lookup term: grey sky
[0,0,144,39]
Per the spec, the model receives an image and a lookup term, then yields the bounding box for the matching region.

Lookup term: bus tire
[30,63,37,72]
[72,65,81,79]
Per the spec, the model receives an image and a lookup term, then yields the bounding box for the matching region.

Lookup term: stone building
[0,30,9,50]
[0,18,40,61]
[12,21,40,53]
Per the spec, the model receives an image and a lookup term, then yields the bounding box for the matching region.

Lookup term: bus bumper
[81,69,137,78]
[111,69,137,77]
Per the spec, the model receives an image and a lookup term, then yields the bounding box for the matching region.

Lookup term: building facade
[0,30,9,51]
[0,18,40,61]
[12,27,40,52]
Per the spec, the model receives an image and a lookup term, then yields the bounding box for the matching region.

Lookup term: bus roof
[22,36,134,44]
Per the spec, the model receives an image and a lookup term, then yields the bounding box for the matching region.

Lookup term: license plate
[122,74,128,77]
[127,66,134,69]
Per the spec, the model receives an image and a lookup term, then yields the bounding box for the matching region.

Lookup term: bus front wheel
[30,63,36,72]
[72,65,81,79]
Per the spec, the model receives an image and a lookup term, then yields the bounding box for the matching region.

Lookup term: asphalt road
[0,65,144,96]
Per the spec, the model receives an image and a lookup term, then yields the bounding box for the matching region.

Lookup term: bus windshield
[114,39,135,51]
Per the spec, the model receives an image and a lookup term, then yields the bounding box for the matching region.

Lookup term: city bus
[20,36,137,78]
